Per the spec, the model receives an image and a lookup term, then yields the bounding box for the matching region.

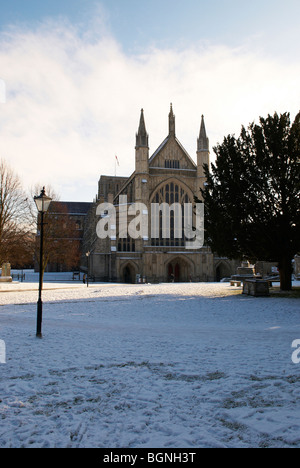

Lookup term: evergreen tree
[201,111,300,290]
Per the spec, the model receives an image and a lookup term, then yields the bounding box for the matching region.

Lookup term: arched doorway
[215,262,231,282]
[166,257,191,282]
[122,263,136,284]
[168,263,180,282]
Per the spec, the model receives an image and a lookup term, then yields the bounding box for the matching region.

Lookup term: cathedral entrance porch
[121,263,137,284]
[166,257,191,282]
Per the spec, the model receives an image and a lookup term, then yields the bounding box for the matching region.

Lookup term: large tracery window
[151,182,192,247]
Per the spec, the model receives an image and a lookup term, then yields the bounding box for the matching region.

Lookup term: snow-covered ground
[0,274,300,448]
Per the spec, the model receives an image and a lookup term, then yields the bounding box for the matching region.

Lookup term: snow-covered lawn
[0,277,300,448]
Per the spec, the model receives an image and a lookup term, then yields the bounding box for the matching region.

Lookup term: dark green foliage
[201,111,300,290]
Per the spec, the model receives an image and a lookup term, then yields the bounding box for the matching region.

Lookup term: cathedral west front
[81,105,218,283]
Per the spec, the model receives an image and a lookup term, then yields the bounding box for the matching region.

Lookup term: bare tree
[0,163,81,273]
[0,158,34,266]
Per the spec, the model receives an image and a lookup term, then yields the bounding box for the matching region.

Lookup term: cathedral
[80,105,228,283]
[41,105,288,282]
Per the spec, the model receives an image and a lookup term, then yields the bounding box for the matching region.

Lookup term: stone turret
[196,115,210,199]
[168,103,175,137]
[135,109,149,176]
[135,108,149,149]
[135,109,149,204]
[197,115,209,152]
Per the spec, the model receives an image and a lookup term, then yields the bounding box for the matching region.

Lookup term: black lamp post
[86,251,90,287]
[34,187,52,338]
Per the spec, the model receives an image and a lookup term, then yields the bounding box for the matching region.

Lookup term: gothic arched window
[150,181,192,247]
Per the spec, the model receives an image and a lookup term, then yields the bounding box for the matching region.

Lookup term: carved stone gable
[149,136,196,171]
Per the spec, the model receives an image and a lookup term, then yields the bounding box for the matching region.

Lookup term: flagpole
[115,155,119,177]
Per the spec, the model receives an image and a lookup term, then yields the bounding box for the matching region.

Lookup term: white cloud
[0,19,299,201]
[0,78,5,103]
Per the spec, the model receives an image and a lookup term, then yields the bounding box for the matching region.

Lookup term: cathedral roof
[49,201,93,215]
[149,135,197,169]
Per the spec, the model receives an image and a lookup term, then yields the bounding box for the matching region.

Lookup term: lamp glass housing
[34,188,52,213]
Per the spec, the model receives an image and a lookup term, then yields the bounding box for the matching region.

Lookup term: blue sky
[0,1,299,201]
[1,0,299,55]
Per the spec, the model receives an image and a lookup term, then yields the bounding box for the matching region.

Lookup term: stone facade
[81,105,217,283]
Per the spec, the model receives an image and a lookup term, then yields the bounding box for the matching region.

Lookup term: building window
[118,236,136,252]
[165,160,179,169]
[151,182,192,247]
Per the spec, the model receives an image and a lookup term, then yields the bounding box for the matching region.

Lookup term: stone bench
[230,280,241,287]
[243,279,270,297]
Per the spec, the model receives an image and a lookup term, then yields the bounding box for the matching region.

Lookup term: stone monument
[0,263,12,282]
[231,261,256,283]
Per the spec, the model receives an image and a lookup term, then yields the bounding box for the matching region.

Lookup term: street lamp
[86,251,90,287]
[34,187,52,338]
